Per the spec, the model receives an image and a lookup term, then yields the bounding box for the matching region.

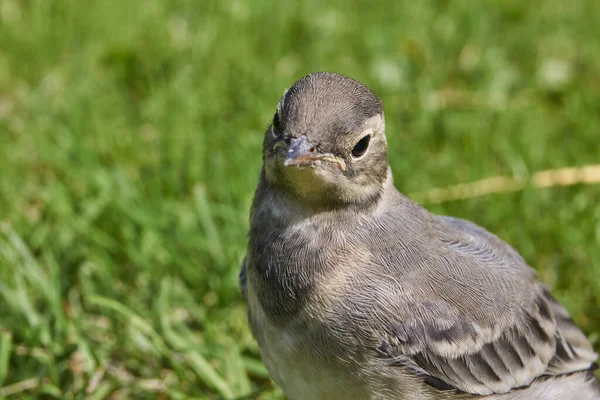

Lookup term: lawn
[0,0,599,398]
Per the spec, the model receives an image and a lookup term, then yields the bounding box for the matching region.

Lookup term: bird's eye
[351,135,371,158]
[272,112,282,138]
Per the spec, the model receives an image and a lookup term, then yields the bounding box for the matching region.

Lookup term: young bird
[240,72,599,399]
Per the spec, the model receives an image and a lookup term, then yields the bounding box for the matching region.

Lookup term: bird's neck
[252,168,404,222]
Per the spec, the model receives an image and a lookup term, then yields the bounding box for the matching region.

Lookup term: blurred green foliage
[0,0,599,398]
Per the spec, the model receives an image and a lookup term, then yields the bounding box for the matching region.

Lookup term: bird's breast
[246,212,352,321]
[246,279,373,400]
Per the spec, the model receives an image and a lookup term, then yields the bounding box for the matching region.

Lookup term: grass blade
[0,331,12,386]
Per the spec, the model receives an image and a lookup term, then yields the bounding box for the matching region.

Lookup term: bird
[240,72,599,399]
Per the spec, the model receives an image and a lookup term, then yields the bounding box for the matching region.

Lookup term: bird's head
[262,72,389,209]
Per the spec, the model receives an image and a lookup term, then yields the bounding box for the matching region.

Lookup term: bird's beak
[284,136,346,171]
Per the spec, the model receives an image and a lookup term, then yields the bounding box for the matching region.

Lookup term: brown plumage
[241,72,599,399]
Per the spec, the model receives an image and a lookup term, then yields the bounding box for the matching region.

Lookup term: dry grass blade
[0,378,39,397]
[411,164,600,205]
[86,368,106,394]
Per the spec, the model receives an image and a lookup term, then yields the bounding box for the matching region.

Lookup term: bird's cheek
[264,156,287,185]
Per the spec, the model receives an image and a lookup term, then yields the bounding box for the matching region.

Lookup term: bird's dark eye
[272,112,282,137]
[351,135,371,158]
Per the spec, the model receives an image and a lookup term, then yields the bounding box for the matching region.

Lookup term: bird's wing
[239,257,247,300]
[375,216,598,395]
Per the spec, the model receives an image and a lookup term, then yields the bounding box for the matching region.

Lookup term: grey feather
[243,72,599,400]
[239,257,247,300]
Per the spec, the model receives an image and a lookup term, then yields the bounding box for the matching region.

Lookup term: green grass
[0,0,599,398]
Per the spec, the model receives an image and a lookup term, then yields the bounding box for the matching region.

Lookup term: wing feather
[377,216,598,395]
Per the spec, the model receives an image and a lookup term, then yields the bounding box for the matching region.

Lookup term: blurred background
[1,0,599,398]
